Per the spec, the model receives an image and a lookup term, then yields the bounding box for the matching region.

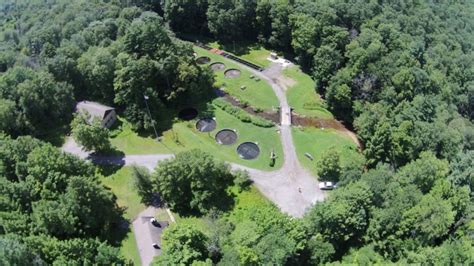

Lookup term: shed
[76,101,117,128]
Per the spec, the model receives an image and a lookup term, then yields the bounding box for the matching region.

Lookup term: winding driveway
[62,57,326,218]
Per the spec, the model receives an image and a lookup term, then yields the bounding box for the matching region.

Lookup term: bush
[234,170,252,192]
[240,100,249,108]
[251,116,274,127]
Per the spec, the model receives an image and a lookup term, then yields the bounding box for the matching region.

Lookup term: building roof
[76,101,114,120]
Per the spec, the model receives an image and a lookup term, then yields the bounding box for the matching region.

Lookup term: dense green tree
[153,149,234,215]
[316,149,342,182]
[339,153,366,185]
[256,0,292,51]
[0,135,123,263]
[54,176,119,237]
[164,0,208,34]
[325,83,353,122]
[305,181,372,253]
[122,12,170,58]
[0,236,40,265]
[207,0,257,42]
[0,50,16,72]
[114,54,161,130]
[365,182,421,259]
[77,46,116,103]
[132,165,154,204]
[81,19,118,47]
[400,194,454,245]
[396,152,449,193]
[313,45,343,88]
[26,145,95,188]
[154,224,209,265]
[304,234,335,265]
[0,67,74,137]
[448,151,474,192]
[115,13,214,130]
[290,13,319,68]
[71,113,111,153]
[220,204,306,265]
[0,99,17,136]
[406,237,474,265]
[340,245,387,265]
[0,134,44,181]
[24,235,124,265]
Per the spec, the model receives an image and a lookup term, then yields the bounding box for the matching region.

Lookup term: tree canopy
[1,0,214,137]
[153,149,234,215]
[71,113,111,153]
[0,134,124,264]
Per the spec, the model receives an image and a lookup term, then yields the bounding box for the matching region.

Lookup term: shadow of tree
[103,207,130,246]
[168,190,235,218]
[96,164,124,176]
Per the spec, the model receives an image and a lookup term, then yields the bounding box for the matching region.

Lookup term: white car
[319,181,336,190]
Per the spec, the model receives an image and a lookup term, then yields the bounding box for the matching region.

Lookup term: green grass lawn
[99,167,144,265]
[194,47,278,111]
[120,231,141,265]
[100,167,145,220]
[284,66,333,119]
[111,105,284,171]
[207,41,272,68]
[110,120,179,154]
[292,127,360,177]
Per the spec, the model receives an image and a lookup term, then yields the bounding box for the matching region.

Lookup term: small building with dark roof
[76,101,117,128]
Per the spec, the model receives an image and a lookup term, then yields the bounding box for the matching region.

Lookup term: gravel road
[62,57,329,265]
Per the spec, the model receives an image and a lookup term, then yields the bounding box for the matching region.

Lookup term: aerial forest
[0,0,473,265]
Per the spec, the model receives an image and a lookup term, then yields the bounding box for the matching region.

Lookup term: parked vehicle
[319,181,336,190]
[150,218,160,227]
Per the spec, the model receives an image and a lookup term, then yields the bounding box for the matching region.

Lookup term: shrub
[250,116,274,127]
[234,170,252,192]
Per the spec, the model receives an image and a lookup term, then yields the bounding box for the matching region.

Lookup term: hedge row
[213,99,274,128]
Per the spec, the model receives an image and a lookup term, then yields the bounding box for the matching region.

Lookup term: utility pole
[143,94,160,142]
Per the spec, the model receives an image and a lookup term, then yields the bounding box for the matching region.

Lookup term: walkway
[281,106,292,126]
[62,56,326,218]
[229,60,325,217]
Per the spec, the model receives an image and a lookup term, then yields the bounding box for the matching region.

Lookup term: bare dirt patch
[292,114,362,149]
[224,68,241,78]
[196,56,211,64]
[210,62,225,71]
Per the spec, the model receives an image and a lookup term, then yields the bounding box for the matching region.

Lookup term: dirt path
[62,55,329,218]
[230,62,325,217]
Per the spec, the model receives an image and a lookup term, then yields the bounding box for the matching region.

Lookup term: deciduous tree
[153,149,234,215]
